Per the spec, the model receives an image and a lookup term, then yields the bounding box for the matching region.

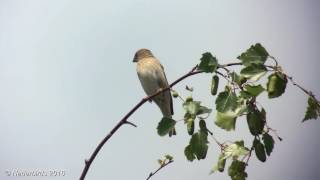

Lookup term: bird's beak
[133,56,138,62]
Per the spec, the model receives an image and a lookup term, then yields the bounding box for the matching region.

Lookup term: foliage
[155,43,319,180]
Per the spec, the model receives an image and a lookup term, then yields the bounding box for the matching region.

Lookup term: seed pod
[211,75,219,95]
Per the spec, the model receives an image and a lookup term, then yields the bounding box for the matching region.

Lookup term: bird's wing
[155,62,174,116]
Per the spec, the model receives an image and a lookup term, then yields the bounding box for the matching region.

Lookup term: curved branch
[79,65,201,180]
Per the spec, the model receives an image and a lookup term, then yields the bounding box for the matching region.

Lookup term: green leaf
[157,117,176,136]
[253,139,266,162]
[189,131,209,160]
[303,96,320,122]
[240,64,267,82]
[244,84,265,97]
[211,154,226,173]
[183,101,201,116]
[199,119,207,133]
[238,43,269,67]
[266,72,287,98]
[183,100,212,119]
[184,145,196,161]
[211,75,219,95]
[198,52,218,73]
[215,89,237,113]
[172,90,179,98]
[215,111,237,131]
[215,100,248,131]
[222,141,249,159]
[197,105,212,115]
[262,133,274,156]
[246,107,265,135]
[230,72,247,86]
[165,154,173,161]
[228,160,248,180]
[187,119,195,135]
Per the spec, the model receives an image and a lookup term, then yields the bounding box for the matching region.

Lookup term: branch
[146,160,174,180]
[79,60,317,179]
[79,65,201,180]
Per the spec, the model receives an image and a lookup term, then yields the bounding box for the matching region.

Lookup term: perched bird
[133,49,176,136]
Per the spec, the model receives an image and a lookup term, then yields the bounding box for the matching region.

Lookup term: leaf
[215,89,237,113]
[165,154,173,161]
[266,72,287,98]
[211,154,226,173]
[253,139,266,162]
[187,119,195,135]
[198,52,218,73]
[303,96,320,122]
[244,84,265,97]
[183,101,201,116]
[172,90,179,98]
[246,107,265,135]
[262,133,274,156]
[215,100,248,131]
[240,64,267,82]
[222,141,249,160]
[228,160,248,180]
[199,119,207,133]
[157,117,176,136]
[189,131,209,160]
[211,75,219,95]
[197,105,212,115]
[183,100,212,120]
[238,43,269,67]
[184,145,196,161]
[215,111,237,131]
[230,72,247,86]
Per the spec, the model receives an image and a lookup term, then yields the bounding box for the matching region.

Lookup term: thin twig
[146,160,174,180]
[79,65,201,180]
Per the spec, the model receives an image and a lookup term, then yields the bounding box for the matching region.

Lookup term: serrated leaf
[253,139,266,162]
[216,89,237,113]
[211,75,219,95]
[246,107,265,135]
[262,133,274,156]
[238,43,269,67]
[303,96,320,122]
[240,64,267,82]
[215,111,237,131]
[184,145,196,161]
[244,84,265,97]
[215,100,248,131]
[198,52,218,73]
[266,72,287,98]
[190,131,209,160]
[222,141,249,160]
[228,160,248,180]
[230,72,247,86]
[157,117,176,136]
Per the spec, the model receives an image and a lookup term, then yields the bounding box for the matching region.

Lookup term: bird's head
[133,49,154,62]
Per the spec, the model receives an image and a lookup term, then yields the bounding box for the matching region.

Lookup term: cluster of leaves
[156,43,319,180]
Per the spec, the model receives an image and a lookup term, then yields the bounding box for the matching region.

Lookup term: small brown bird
[133,49,176,136]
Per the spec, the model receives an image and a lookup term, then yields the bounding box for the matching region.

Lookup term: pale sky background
[1,0,320,180]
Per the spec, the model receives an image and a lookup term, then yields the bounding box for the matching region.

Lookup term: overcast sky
[1,0,320,180]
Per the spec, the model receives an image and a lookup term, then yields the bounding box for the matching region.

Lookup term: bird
[133,49,176,136]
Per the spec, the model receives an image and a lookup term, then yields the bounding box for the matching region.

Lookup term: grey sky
[1,0,320,180]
